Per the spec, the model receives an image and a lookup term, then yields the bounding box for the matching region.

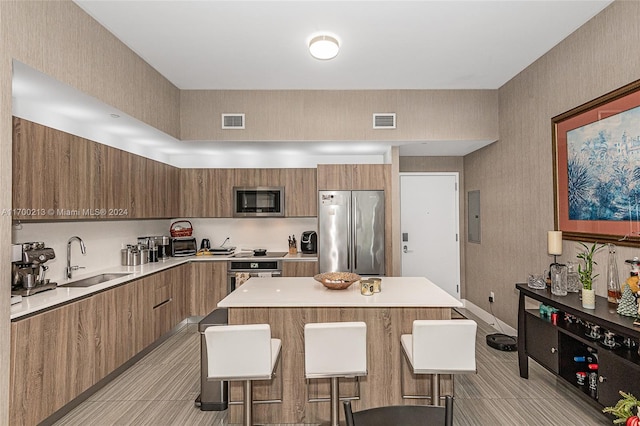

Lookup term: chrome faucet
[66,236,87,279]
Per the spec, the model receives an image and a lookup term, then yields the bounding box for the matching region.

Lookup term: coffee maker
[12,242,58,297]
[301,231,318,254]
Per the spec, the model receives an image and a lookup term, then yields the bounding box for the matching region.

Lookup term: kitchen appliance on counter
[301,231,317,254]
[233,186,284,217]
[138,236,170,261]
[227,256,283,293]
[169,237,197,257]
[11,242,58,297]
[318,190,385,275]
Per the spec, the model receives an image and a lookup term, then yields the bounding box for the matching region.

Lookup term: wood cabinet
[517,284,640,412]
[317,164,352,190]
[317,164,389,191]
[9,265,192,425]
[10,297,97,425]
[524,312,559,374]
[180,168,235,217]
[180,167,317,218]
[283,260,318,277]
[139,265,191,342]
[283,168,317,217]
[12,117,179,220]
[191,261,228,316]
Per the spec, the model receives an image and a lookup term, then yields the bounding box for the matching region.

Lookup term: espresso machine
[11,242,58,297]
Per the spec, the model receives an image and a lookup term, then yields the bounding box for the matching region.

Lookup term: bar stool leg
[330,377,340,426]
[431,373,440,406]
[243,380,253,426]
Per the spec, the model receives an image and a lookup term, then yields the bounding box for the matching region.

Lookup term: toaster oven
[169,237,197,257]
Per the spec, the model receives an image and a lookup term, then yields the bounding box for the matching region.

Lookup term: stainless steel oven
[227,255,284,293]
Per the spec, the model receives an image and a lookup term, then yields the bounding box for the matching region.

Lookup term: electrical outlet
[489,291,495,303]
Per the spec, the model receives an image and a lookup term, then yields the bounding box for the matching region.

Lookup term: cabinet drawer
[525,312,559,374]
[598,349,640,407]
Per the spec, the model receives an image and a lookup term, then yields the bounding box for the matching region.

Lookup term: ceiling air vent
[222,113,245,129]
[373,113,396,129]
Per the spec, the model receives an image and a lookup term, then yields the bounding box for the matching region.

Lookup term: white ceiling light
[309,35,339,60]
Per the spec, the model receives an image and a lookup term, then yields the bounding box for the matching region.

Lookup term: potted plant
[603,391,640,424]
[577,241,603,309]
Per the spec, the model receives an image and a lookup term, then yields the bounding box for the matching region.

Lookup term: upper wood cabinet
[180,167,317,218]
[317,164,390,191]
[13,118,326,220]
[12,117,179,220]
[283,168,317,217]
[180,168,235,218]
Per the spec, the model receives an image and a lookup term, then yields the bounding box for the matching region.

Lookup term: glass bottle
[606,243,621,308]
[566,261,580,292]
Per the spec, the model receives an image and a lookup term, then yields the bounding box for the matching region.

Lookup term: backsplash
[12,217,318,283]
[185,217,317,252]
[12,220,169,283]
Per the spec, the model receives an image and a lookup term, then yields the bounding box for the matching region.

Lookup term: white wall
[12,220,169,283]
[12,217,318,283]
[186,217,317,252]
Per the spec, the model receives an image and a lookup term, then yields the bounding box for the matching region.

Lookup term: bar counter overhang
[218,277,463,424]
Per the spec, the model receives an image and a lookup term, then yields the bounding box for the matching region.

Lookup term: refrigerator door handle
[347,196,351,270]
[352,194,358,270]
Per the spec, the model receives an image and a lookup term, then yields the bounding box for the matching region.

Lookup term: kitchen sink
[59,273,131,288]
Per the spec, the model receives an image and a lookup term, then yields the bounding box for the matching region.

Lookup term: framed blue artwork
[553,79,640,245]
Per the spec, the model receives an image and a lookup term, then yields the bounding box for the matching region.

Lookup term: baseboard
[461,299,517,336]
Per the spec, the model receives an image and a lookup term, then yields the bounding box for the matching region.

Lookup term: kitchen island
[218,276,462,424]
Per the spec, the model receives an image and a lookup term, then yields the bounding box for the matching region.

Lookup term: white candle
[547,231,563,255]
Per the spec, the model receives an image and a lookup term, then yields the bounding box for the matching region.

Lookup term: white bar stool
[401,319,476,406]
[305,321,367,426]
[204,324,281,426]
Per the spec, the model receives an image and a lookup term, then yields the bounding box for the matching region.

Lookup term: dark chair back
[343,396,453,426]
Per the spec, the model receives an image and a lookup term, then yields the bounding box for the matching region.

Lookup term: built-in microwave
[233,186,284,217]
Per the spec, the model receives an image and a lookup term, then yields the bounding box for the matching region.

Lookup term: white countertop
[218,277,463,308]
[10,253,317,320]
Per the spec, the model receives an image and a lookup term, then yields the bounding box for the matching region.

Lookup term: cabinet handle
[599,376,606,383]
[153,298,172,310]
[550,347,557,354]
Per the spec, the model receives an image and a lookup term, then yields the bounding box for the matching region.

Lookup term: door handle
[403,245,408,253]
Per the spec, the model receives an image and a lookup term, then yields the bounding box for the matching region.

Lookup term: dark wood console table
[516,283,640,409]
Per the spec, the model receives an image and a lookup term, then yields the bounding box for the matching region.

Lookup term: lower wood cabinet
[190,261,228,316]
[9,263,197,425]
[10,297,96,426]
[282,260,318,277]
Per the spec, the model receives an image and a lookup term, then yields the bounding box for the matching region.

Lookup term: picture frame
[553,79,640,246]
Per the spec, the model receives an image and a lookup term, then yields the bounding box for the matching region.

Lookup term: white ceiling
[13,1,614,165]
[74,0,612,90]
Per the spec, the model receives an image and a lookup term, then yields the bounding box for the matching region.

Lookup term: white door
[400,173,460,299]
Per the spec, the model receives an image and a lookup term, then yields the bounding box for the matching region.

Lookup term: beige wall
[464,0,640,328]
[3,1,180,138]
[181,89,498,141]
[0,2,11,422]
[0,2,181,422]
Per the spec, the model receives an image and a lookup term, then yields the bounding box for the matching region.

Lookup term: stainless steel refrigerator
[318,190,385,275]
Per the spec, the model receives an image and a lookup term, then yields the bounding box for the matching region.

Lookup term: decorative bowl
[314,272,361,290]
